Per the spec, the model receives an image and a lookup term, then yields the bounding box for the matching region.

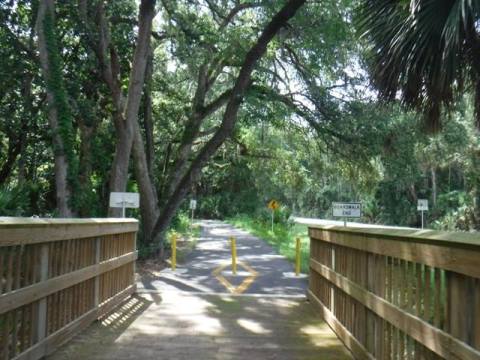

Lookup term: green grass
[227,214,311,273]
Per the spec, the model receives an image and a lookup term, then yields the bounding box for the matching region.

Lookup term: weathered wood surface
[0,219,138,360]
[308,224,480,360]
[0,218,138,246]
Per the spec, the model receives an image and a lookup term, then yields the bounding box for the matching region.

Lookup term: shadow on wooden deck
[48,289,351,360]
[48,294,154,360]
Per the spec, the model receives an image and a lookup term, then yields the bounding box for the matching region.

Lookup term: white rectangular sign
[417,199,428,211]
[109,192,140,208]
[190,199,197,210]
[332,202,362,218]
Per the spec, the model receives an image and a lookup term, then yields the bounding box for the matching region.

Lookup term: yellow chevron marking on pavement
[212,261,258,295]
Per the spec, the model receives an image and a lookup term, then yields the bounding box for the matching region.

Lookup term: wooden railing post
[94,237,101,308]
[330,245,335,314]
[133,232,137,286]
[36,243,49,343]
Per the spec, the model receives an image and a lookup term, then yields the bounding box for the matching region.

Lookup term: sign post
[267,200,280,232]
[332,202,362,226]
[189,199,197,223]
[109,192,140,218]
[417,199,428,229]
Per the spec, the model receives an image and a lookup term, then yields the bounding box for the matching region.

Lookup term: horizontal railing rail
[307,224,480,360]
[0,218,138,360]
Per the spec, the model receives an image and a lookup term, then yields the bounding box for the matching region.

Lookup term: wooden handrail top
[0,217,139,246]
[0,217,138,227]
[308,223,480,249]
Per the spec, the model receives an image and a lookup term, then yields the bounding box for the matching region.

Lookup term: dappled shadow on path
[97,290,352,359]
[52,289,352,359]
[47,294,153,360]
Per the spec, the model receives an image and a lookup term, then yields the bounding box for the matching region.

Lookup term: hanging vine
[43,10,80,207]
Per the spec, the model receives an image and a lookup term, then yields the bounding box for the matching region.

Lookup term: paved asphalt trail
[138,220,308,296]
[49,220,351,360]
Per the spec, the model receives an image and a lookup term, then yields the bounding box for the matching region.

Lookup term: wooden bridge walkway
[48,221,351,360]
[3,218,478,360]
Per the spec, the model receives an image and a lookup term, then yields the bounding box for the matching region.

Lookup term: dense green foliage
[0,0,479,258]
[193,98,480,230]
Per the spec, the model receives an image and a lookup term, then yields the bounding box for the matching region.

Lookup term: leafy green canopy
[1,0,479,235]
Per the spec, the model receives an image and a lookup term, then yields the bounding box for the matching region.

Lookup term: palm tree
[357,0,480,132]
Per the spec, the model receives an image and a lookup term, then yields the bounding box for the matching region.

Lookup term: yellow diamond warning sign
[268,199,280,210]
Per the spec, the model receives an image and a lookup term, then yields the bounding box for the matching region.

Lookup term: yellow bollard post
[171,234,177,271]
[230,237,237,275]
[295,237,301,276]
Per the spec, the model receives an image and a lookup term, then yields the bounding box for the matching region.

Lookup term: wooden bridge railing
[308,224,480,360]
[0,218,138,360]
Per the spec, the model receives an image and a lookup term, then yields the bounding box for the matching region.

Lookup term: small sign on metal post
[190,199,197,222]
[332,202,362,227]
[267,200,280,232]
[109,192,140,218]
[417,199,428,229]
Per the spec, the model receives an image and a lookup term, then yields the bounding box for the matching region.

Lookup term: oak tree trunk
[152,0,307,248]
[36,0,73,217]
[106,0,156,216]
[143,45,155,174]
[431,167,437,207]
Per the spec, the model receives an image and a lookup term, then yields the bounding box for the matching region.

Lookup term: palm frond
[357,0,480,131]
